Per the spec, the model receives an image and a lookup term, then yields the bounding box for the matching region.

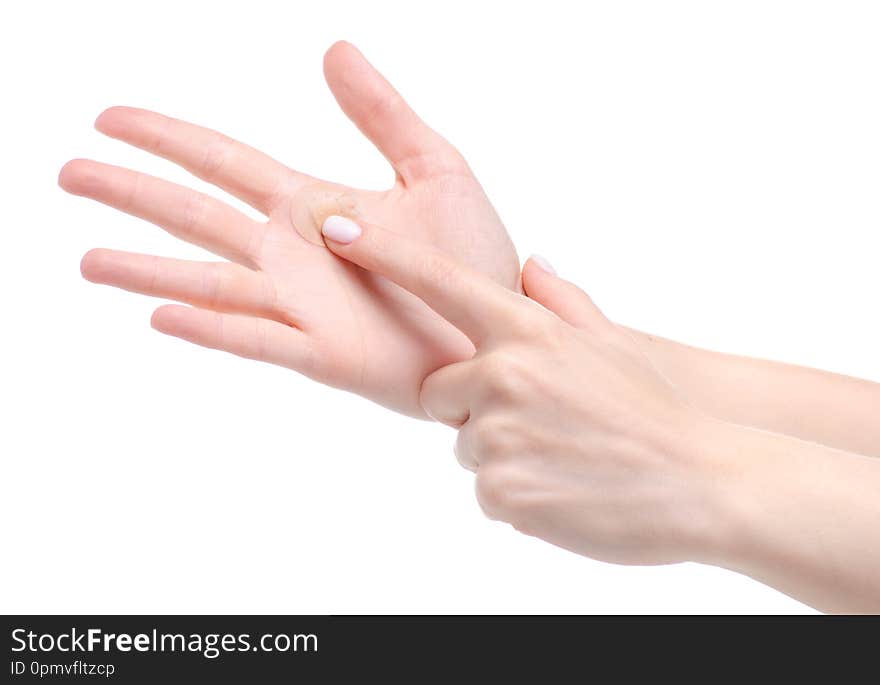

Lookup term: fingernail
[322,215,362,244]
[530,254,556,275]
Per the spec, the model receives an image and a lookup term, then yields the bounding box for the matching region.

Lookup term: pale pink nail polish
[530,254,556,275]
[322,215,362,244]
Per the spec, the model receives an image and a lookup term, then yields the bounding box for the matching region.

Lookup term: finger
[453,431,479,473]
[323,41,468,185]
[59,159,266,267]
[94,106,307,213]
[151,304,320,380]
[321,215,526,345]
[419,360,476,427]
[454,420,491,472]
[80,249,289,323]
[521,256,609,331]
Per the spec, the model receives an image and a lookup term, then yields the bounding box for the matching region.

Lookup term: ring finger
[80,249,291,325]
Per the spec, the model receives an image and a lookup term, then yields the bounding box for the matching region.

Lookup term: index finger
[320,215,524,345]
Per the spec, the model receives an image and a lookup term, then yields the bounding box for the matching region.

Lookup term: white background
[3,1,878,614]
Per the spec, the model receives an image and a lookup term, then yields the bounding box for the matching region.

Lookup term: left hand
[59,41,519,418]
[321,215,729,566]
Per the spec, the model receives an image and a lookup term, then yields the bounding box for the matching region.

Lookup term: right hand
[321,215,723,566]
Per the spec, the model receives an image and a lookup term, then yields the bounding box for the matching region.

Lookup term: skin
[60,40,880,452]
[59,41,519,418]
[622,331,880,458]
[321,216,880,613]
[61,41,880,610]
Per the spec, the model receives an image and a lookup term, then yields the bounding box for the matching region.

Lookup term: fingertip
[323,40,361,80]
[521,255,558,297]
[150,304,188,334]
[324,39,357,60]
[522,257,606,328]
[321,215,363,246]
[527,254,556,276]
[79,248,113,283]
[94,106,124,132]
[94,106,146,136]
[57,158,93,193]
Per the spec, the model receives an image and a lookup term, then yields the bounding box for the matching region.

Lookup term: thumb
[322,41,464,185]
[521,256,608,331]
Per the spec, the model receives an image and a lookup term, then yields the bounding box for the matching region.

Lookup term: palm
[60,42,519,417]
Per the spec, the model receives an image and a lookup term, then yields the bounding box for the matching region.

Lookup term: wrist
[664,413,767,568]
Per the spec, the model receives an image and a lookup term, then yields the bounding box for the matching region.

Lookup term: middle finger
[60,159,268,267]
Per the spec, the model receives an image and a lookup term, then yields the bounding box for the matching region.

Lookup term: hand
[320,215,729,566]
[59,41,519,417]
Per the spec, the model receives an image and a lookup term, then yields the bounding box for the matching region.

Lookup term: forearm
[693,417,880,613]
[627,328,880,457]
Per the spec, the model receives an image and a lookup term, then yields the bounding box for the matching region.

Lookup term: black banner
[1,615,874,681]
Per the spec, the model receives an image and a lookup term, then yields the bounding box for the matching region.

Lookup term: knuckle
[146,255,161,293]
[203,262,225,309]
[252,318,270,363]
[483,349,518,378]
[369,90,406,125]
[534,317,568,345]
[212,309,226,352]
[504,308,542,339]
[298,336,321,380]
[123,171,145,212]
[475,468,511,520]
[241,222,269,268]
[200,134,236,183]
[180,190,209,237]
[411,146,471,180]
[481,350,533,399]
[453,436,475,472]
[521,310,566,345]
[474,463,524,521]
[470,415,517,459]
